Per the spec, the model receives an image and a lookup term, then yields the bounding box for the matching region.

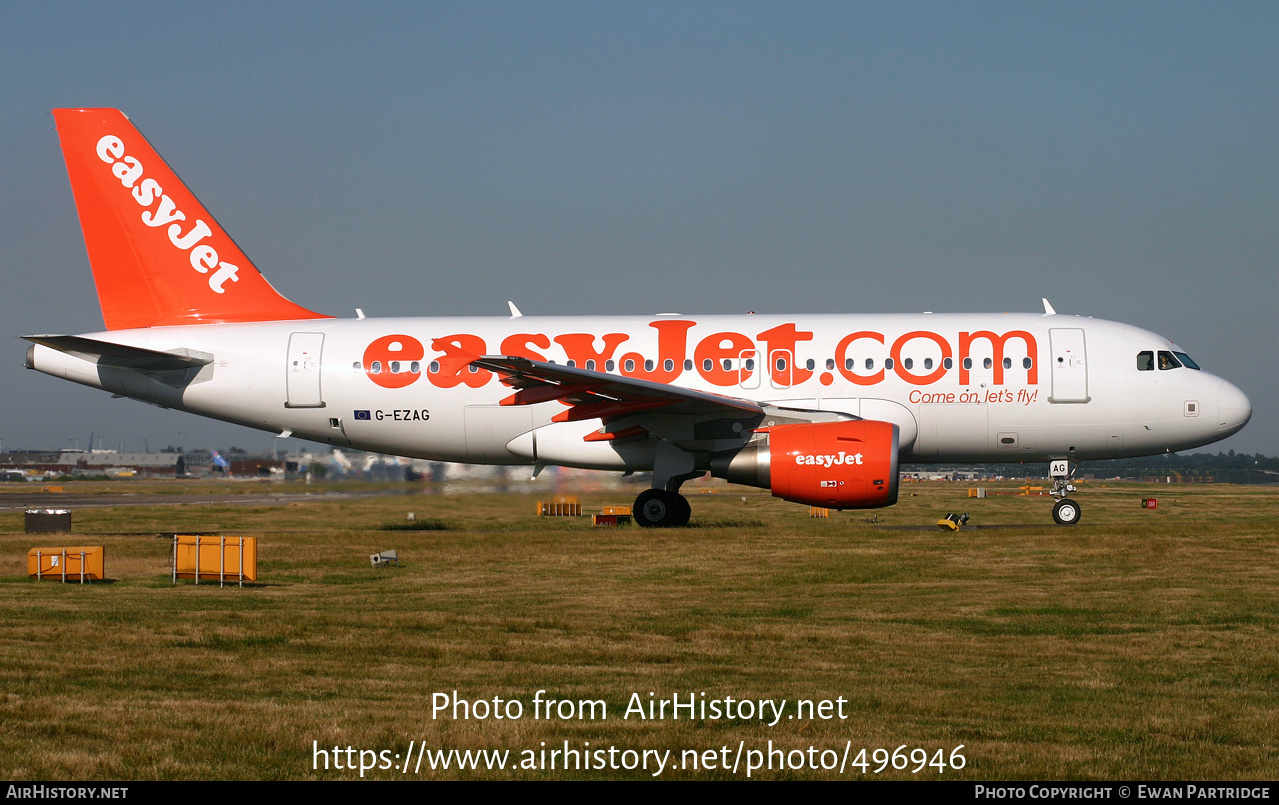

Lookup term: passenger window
[624,359,635,372]
[865,358,874,371]
[429,361,440,373]
[352,362,362,372]
[944,357,953,370]
[703,359,712,372]
[585,360,596,371]
[410,361,420,374]
[1023,357,1033,370]
[1003,357,1012,370]
[567,360,577,368]
[805,359,815,371]
[826,358,835,370]
[845,358,854,371]
[371,361,382,374]
[884,358,894,370]
[663,359,673,372]
[963,358,972,370]
[983,358,992,369]
[390,361,400,373]
[924,358,933,370]
[607,360,616,372]
[723,358,732,371]
[1137,351,1154,371]
[903,358,913,370]
[683,359,692,371]
[745,359,755,370]
[645,360,654,371]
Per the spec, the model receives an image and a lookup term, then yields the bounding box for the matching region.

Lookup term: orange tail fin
[53,108,331,330]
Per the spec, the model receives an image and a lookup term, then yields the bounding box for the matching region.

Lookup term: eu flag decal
[354,410,371,421]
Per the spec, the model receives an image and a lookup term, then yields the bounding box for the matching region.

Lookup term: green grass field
[0,478,1275,780]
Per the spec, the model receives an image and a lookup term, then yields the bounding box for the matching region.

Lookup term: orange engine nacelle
[712,420,900,509]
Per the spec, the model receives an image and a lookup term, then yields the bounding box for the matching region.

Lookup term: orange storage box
[172,535,257,584]
[28,546,104,582]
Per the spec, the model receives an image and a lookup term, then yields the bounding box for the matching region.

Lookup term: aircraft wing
[470,355,764,423]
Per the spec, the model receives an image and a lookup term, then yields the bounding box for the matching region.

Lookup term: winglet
[1041,298,1057,316]
[508,301,523,319]
[52,108,331,330]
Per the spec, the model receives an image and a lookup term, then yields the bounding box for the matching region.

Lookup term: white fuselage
[27,312,1251,470]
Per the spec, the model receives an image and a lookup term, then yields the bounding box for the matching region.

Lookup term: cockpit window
[1173,352,1200,370]
[1137,351,1154,371]
[1157,350,1182,370]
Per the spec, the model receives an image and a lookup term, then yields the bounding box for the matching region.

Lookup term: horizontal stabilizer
[23,335,213,370]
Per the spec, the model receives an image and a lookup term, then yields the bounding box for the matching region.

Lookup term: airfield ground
[0,478,1275,780]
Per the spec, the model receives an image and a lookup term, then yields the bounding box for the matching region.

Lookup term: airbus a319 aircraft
[26,109,1252,527]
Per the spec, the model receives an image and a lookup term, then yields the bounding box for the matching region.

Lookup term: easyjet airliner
[25,109,1252,526]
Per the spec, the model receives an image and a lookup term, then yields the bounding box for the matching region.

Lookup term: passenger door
[285,332,325,408]
[1048,328,1089,403]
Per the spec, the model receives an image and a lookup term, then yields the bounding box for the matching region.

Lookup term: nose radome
[1217,379,1252,436]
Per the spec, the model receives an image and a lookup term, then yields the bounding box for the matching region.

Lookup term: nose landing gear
[1049,459,1081,525]
[1052,497,1081,525]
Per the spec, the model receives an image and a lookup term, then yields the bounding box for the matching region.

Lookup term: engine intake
[712,420,899,509]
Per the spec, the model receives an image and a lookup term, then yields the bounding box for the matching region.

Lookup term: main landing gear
[1049,459,1081,525]
[634,442,699,528]
[634,489,692,528]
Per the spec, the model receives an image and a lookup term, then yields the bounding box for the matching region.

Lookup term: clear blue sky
[2,1,1275,455]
